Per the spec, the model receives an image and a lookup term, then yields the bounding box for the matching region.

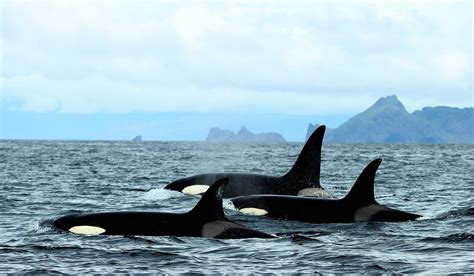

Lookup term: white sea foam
[223,199,238,211]
[143,188,186,201]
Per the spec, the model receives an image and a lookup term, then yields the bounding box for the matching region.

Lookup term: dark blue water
[0,140,473,273]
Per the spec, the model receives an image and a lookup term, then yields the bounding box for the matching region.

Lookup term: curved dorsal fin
[282,125,325,189]
[187,178,228,221]
[342,158,382,206]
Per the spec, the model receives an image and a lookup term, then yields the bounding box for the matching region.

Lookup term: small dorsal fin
[282,125,325,189]
[342,158,382,206]
[187,178,228,221]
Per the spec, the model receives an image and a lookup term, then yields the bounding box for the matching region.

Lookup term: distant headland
[206,127,286,143]
[307,95,473,144]
[206,95,472,144]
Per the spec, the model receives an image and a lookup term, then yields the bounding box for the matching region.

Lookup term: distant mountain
[307,95,473,144]
[206,127,286,142]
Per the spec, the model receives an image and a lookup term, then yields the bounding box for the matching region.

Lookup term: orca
[53,178,274,239]
[164,125,330,198]
[230,159,421,223]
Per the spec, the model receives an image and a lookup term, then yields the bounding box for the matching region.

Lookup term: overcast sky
[1,0,473,141]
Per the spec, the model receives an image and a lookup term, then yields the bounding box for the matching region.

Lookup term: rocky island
[132,135,143,141]
[206,127,286,143]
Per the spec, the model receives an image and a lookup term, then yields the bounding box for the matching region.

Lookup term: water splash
[143,188,185,201]
[223,199,238,211]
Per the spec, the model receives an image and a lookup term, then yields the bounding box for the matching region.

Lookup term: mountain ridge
[307,95,473,144]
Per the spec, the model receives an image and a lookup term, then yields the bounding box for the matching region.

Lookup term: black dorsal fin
[187,178,228,221]
[342,158,382,206]
[282,125,325,188]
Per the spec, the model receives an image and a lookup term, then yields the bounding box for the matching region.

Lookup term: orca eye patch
[69,225,106,235]
[239,207,268,216]
[182,185,210,195]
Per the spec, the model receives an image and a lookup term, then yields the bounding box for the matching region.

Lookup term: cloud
[435,52,470,82]
[1,0,472,115]
[2,74,378,115]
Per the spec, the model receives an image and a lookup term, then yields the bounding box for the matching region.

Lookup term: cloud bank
[1,0,473,115]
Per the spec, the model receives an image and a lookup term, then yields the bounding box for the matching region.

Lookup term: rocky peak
[367,95,407,114]
[237,126,252,135]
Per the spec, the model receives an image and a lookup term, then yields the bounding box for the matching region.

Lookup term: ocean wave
[435,207,474,220]
[422,233,473,243]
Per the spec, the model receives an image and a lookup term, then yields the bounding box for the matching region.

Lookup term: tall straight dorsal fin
[283,125,325,188]
[342,158,382,206]
[187,178,228,221]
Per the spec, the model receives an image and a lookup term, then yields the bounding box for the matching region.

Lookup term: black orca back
[164,125,327,197]
[53,178,274,239]
[231,158,421,223]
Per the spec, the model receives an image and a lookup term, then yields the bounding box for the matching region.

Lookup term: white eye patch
[69,225,106,235]
[239,207,268,216]
[182,185,210,195]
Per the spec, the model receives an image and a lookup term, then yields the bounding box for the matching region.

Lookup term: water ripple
[0,141,472,273]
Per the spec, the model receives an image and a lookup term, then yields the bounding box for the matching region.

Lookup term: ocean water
[0,140,473,274]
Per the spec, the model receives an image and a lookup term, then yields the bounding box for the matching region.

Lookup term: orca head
[53,214,78,232]
[53,214,107,235]
[230,195,271,217]
[165,176,210,196]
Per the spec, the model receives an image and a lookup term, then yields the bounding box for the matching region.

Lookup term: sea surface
[0,140,473,274]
